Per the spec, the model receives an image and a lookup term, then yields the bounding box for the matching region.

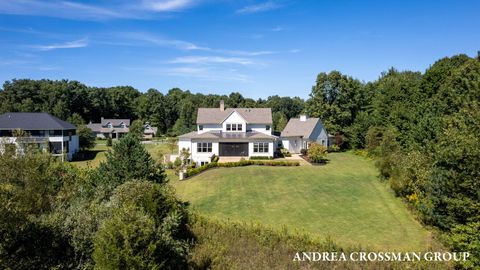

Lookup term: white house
[281,115,328,154]
[0,112,79,161]
[177,101,278,166]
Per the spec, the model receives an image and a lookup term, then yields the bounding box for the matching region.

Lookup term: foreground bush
[188,215,451,269]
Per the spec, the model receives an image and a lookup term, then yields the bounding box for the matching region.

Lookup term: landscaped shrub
[249,156,273,160]
[184,160,300,178]
[300,148,307,155]
[307,143,327,163]
[210,154,219,163]
[280,148,291,157]
[106,137,112,147]
[185,162,218,178]
[328,144,340,152]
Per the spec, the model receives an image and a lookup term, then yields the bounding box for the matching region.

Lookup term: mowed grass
[173,153,435,251]
[71,142,174,169]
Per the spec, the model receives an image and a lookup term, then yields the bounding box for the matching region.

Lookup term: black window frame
[226,124,231,131]
[199,125,203,131]
[253,142,269,153]
[266,125,270,131]
[197,142,212,153]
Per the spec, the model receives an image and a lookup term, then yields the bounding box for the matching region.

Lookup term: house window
[227,123,242,131]
[199,125,203,130]
[253,142,269,153]
[197,142,212,153]
[266,125,270,130]
[321,139,325,146]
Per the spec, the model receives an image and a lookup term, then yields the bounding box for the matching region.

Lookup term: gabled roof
[0,112,76,130]
[101,118,130,126]
[281,117,322,138]
[86,123,102,132]
[197,108,272,124]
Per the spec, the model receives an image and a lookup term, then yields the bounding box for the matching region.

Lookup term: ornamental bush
[307,143,327,163]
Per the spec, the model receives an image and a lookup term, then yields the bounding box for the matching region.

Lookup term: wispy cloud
[0,0,128,20]
[141,0,197,12]
[164,66,252,82]
[271,26,284,32]
[236,1,281,14]
[169,56,255,65]
[35,38,88,51]
[118,32,210,51]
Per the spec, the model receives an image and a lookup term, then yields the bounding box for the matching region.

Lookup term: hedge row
[184,160,300,178]
[249,156,273,160]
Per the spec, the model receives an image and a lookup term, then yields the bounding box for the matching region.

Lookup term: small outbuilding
[280,115,328,154]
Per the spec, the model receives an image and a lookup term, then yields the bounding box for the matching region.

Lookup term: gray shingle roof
[197,108,272,124]
[86,123,102,132]
[281,118,321,138]
[0,112,76,130]
[100,118,130,126]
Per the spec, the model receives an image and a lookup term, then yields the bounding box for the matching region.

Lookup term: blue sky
[0,0,479,99]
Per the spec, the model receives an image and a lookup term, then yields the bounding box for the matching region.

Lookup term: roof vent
[300,115,307,121]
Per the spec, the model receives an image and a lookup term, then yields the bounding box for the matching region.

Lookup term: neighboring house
[177,101,277,166]
[281,115,328,154]
[0,112,79,161]
[143,122,158,139]
[87,117,130,139]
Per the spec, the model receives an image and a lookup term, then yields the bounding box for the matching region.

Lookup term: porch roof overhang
[178,131,277,141]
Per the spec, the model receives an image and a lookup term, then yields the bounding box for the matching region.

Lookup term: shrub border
[184,160,300,178]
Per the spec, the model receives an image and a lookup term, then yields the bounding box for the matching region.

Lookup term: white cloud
[119,32,210,51]
[142,0,196,12]
[236,1,281,14]
[271,26,284,32]
[0,0,128,20]
[35,38,88,51]
[169,56,255,65]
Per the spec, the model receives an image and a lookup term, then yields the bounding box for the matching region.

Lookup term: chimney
[300,115,307,122]
[220,100,225,111]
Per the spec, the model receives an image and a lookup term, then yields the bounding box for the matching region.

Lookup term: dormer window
[199,125,203,131]
[266,125,270,130]
[226,123,242,132]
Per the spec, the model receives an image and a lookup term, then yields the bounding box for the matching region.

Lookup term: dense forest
[0,81,304,134]
[0,53,479,269]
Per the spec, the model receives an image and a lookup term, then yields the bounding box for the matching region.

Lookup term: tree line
[306,54,480,268]
[0,80,304,134]
[0,53,479,268]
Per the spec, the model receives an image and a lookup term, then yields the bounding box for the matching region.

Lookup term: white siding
[247,124,271,135]
[248,141,274,157]
[190,141,219,164]
[308,122,328,147]
[198,124,222,133]
[282,137,303,154]
[222,111,247,132]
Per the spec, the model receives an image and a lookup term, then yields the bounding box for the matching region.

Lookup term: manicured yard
[71,142,174,168]
[173,152,435,251]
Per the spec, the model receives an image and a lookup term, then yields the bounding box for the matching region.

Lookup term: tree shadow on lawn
[73,149,106,161]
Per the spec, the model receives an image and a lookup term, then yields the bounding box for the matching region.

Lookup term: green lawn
[71,142,174,169]
[173,152,435,251]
